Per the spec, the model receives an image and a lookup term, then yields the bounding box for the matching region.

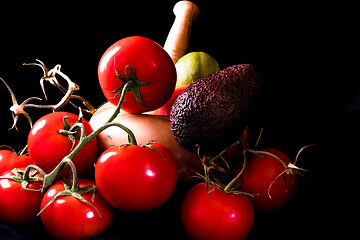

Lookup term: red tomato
[40,179,113,240]
[0,169,43,225]
[154,85,187,116]
[181,182,254,240]
[98,36,176,113]
[239,148,297,212]
[27,112,97,177]
[0,150,33,175]
[95,143,178,211]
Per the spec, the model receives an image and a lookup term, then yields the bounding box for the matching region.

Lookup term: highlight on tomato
[0,168,43,225]
[27,112,97,178]
[40,179,113,239]
[181,182,254,240]
[98,36,177,114]
[0,149,33,175]
[94,142,178,211]
[239,148,297,212]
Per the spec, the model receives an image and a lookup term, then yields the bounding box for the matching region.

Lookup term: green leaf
[111,64,151,107]
[141,141,165,159]
[62,116,71,130]
[38,190,73,216]
[71,192,101,218]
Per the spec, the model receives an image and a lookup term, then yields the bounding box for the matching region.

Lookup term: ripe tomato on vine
[95,142,178,211]
[181,182,254,240]
[98,36,177,114]
[27,112,97,178]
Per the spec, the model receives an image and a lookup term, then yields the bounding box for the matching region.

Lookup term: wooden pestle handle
[163,1,199,64]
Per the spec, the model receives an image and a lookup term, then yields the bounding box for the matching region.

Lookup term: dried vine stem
[1,60,96,130]
[0,77,39,130]
[23,60,80,111]
[24,60,96,114]
[23,59,63,100]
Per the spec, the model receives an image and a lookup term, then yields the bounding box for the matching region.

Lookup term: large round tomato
[95,143,178,211]
[98,36,176,113]
[40,179,113,239]
[0,150,33,175]
[27,112,97,177]
[239,148,297,212]
[181,182,254,240]
[0,169,43,225]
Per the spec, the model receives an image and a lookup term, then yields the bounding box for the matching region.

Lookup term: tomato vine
[195,129,315,197]
[0,58,151,218]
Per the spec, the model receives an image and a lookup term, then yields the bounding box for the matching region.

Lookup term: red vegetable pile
[0,4,314,240]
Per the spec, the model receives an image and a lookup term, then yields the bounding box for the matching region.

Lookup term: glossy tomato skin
[181,182,254,240]
[27,112,97,177]
[0,169,43,225]
[95,143,178,211]
[0,150,33,175]
[0,150,13,174]
[239,148,297,212]
[153,85,187,116]
[98,36,176,113]
[40,179,113,240]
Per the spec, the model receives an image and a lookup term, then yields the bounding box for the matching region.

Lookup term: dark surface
[0,1,357,239]
[171,64,263,154]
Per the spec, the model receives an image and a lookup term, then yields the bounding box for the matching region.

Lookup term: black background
[0,1,357,239]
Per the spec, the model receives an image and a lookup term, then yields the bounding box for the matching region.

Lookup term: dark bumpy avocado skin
[170,64,263,154]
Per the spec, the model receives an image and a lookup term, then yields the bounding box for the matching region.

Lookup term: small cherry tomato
[0,168,43,225]
[27,112,97,177]
[98,36,176,113]
[239,148,297,212]
[40,179,113,240]
[95,143,178,211]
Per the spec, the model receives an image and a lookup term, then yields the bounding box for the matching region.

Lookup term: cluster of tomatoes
[0,36,180,239]
[0,36,308,240]
[181,145,305,240]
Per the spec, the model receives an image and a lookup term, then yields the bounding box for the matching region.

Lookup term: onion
[89,102,202,183]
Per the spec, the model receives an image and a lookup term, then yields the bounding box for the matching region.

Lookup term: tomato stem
[23,158,71,193]
[106,80,132,123]
[24,68,80,111]
[0,77,38,130]
[23,165,46,181]
[34,104,137,192]
[223,149,247,193]
[294,144,316,165]
[246,149,288,169]
[68,121,138,164]
[106,64,151,123]
[22,59,95,114]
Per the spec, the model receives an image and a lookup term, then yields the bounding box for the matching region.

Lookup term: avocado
[170,64,263,154]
